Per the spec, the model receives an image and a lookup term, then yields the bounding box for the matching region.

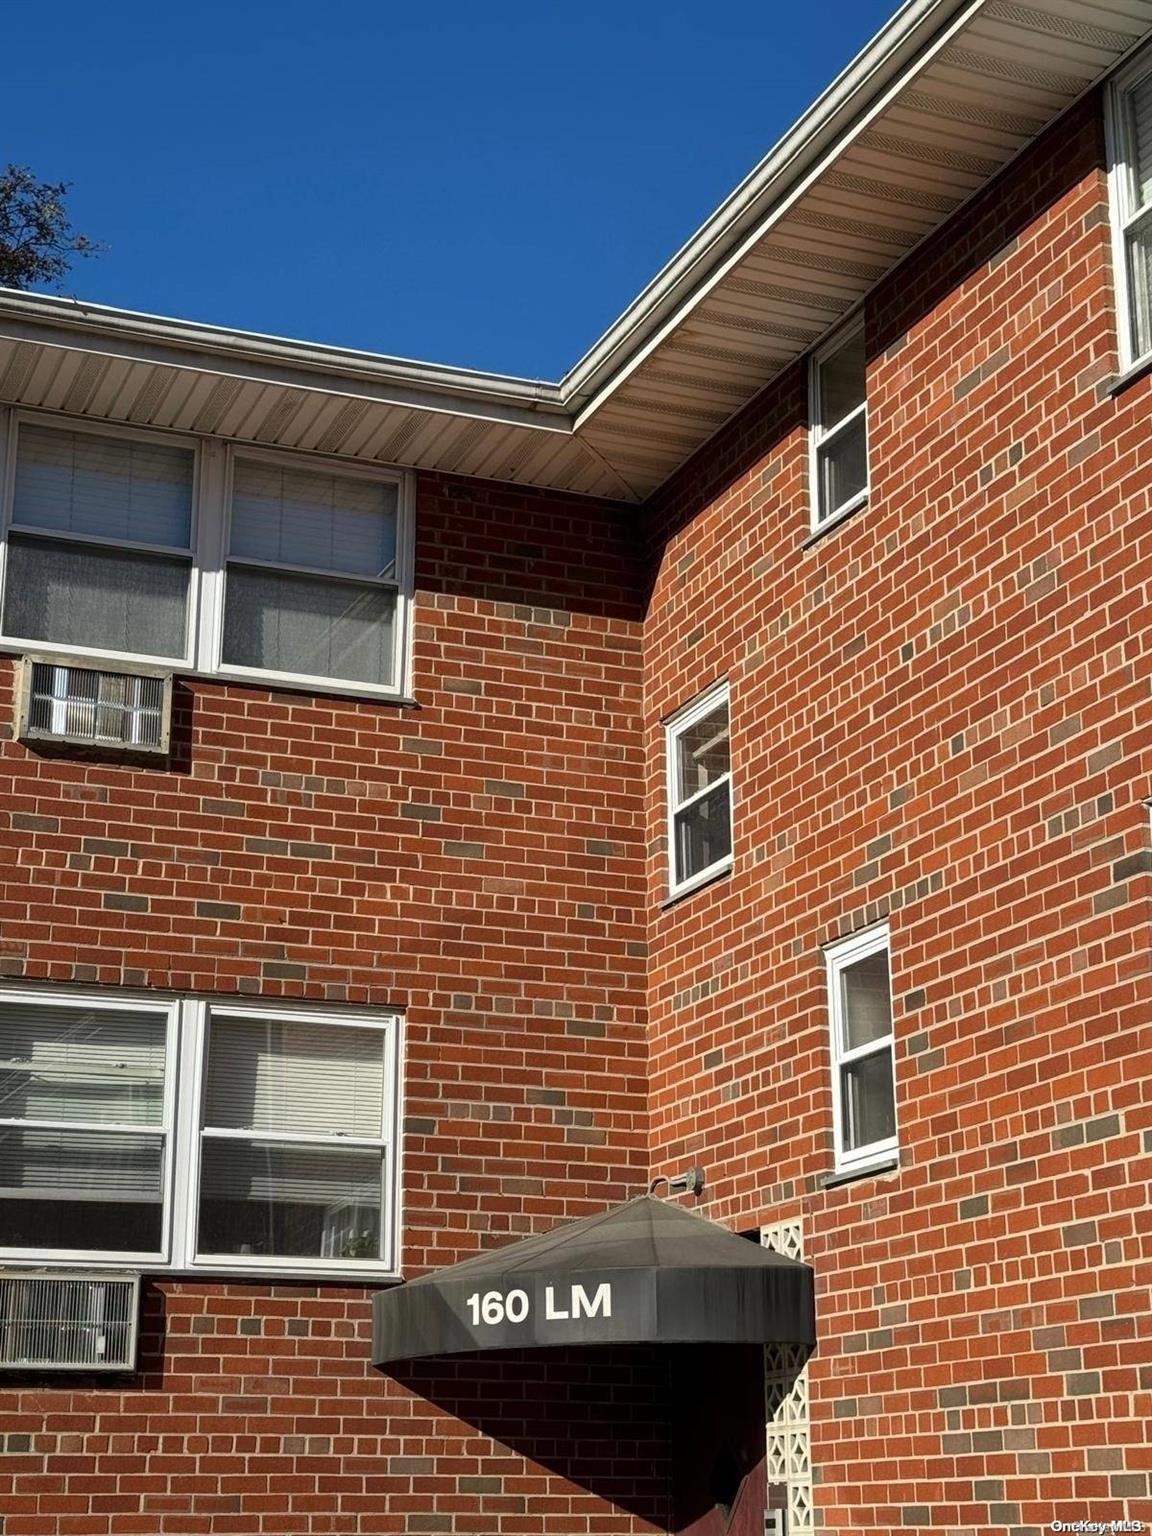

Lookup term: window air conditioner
[0,1271,140,1371]
[15,656,172,754]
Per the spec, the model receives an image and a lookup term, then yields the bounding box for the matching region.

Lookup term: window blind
[14,425,194,549]
[3,536,190,658]
[0,1127,163,1201]
[198,1139,383,1205]
[230,461,397,577]
[203,1016,386,1139]
[1130,70,1152,209]
[0,1001,167,1127]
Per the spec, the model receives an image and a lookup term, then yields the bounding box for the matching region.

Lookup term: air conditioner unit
[0,1271,140,1371]
[15,656,172,754]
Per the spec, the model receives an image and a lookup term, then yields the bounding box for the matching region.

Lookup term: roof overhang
[372,1196,815,1365]
[1,0,1149,502]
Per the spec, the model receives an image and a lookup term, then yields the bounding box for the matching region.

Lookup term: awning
[372,1195,815,1365]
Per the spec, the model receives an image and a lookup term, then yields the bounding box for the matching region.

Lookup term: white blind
[1131,71,1152,211]
[230,461,397,577]
[14,425,194,549]
[0,1002,167,1126]
[203,1015,386,1138]
[840,952,892,1052]
[0,1127,163,1202]
[198,1138,383,1205]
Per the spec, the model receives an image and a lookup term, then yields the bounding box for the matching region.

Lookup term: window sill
[803,491,870,548]
[1104,350,1152,398]
[0,643,418,708]
[0,1256,405,1285]
[661,860,733,909]
[819,1153,899,1189]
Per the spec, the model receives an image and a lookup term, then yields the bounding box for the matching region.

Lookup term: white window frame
[1106,43,1152,372]
[0,408,416,701]
[808,314,869,532]
[825,924,897,1175]
[0,987,404,1280]
[665,679,733,899]
[0,988,179,1267]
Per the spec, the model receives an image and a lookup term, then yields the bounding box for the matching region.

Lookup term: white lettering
[466,1293,480,1325]
[545,1285,569,1320]
[572,1282,612,1319]
[481,1290,504,1324]
[505,1288,529,1323]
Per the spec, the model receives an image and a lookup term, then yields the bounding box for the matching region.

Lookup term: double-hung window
[221,456,402,691]
[825,926,897,1174]
[1107,47,1152,368]
[3,422,196,662]
[809,318,868,529]
[666,681,733,897]
[0,988,402,1276]
[0,411,413,697]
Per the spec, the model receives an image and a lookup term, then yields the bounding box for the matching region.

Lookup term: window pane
[203,1015,386,1139]
[841,1051,896,1152]
[0,1001,167,1126]
[818,329,865,427]
[14,425,193,548]
[840,949,892,1051]
[1129,72,1152,211]
[676,701,730,803]
[674,779,731,883]
[0,1127,163,1251]
[230,461,397,577]
[197,1139,383,1260]
[4,534,189,658]
[222,566,396,685]
[1127,221,1152,359]
[818,414,868,520]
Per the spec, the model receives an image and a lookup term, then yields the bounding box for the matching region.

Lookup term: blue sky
[3,0,897,378]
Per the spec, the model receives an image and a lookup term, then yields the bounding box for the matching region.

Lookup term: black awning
[373,1195,815,1365]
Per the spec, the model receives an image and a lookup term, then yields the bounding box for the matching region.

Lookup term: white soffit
[0,0,1149,503]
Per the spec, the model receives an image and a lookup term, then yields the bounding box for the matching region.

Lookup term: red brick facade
[1,86,1150,1536]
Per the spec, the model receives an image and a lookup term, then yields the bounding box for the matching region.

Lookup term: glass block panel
[27,663,167,749]
[817,414,868,521]
[818,328,865,426]
[197,1139,383,1260]
[674,779,732,883]
[203,1015,386,1139]
[230,461,397,577]
[841,1051,896,1152]
[675,700,730,802]
[0,1127,164,1251]
[222,566,396,686]
[4,535,189,658]
[840,949,892,1052]
[0,1001,167,1126]
[14,425,193,548]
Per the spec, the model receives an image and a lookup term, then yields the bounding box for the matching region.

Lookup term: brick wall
[0,476,660,1534]
[643,93,1152,1534]
[2,85,1151,1536]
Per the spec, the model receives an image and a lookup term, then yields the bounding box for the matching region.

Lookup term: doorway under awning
[372,1194,815,1365]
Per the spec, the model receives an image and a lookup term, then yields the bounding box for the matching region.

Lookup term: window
[666,681,733,896]
[1107,48,1152,367]
[0,988,402,1275]
[809,318,868,528]
[0,412,413,697]
[825,926,897,1173]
